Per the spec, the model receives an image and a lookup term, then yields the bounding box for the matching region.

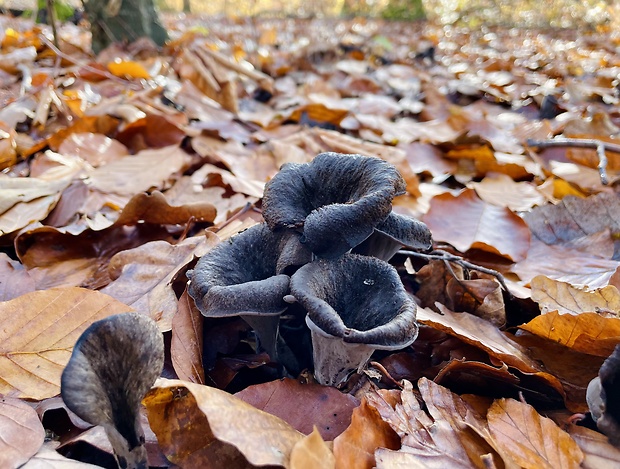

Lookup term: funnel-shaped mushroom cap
[354,212,433,261]
[187,223,311,358]
[290,254,418,385]
[262,152,406,259]
[61,313,164,469]
[588,344,620,446]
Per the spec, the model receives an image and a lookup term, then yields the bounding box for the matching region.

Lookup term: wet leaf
[0,288,131,399]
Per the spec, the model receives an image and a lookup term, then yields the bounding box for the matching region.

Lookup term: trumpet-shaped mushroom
[587,344,620,446]
[187,223,311,359]
[289,254,418,386]
[262,152,406,259]
[354,211,433,261]
[61,313,164,469]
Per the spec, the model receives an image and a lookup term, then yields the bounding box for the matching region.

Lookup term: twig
[526,137,620,185]
[46,0,59,49]
[400,249,513,300]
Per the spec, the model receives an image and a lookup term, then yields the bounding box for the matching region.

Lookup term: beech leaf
[0,398,45,469]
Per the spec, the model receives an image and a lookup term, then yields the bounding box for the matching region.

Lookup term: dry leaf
[107,60,151,79]
[519,311,620,357]
[57,132,129,167]
[423,188,530,261]
[171,289,205,384]
[487,398,583,469]
[568,425,620,469]
[21,441,103,468]
[144,378,304,467]
[0,253,35,301]
[0,288,131,399]
[531,275,620,316]
[290,427,336,469]
[0,398,45,469]
[470,173,546,212]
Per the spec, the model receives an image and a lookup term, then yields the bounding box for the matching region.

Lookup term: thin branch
[46,0,59,49]
[400,249,513,299]
[526,137,620,185]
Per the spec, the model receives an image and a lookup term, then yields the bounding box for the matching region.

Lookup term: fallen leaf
[144,378,304,467]
[0,288,131,399]
[290,427,336,469]
[531,275,620,316]
[57,132,129,167]
[107,60,151,79]
[423,188,530,261]
[568,425,620,469]
[21,441,103,468]
[333,391,400,469]
[235,378,359,440]
[0,253,35,301]
[171,289,205,384]
[0,398,45,469]
[470,173,546,212]
[487,398,583,469]
[519,311,620,357]
[116,114,187,152]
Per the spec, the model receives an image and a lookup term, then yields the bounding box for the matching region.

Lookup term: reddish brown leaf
[171,289,205,384]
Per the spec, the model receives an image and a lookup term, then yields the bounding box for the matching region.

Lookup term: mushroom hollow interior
[262,152,407,258]
[188,223,297,317]
[290,254,418,348]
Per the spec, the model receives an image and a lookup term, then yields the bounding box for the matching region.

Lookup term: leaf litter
[2,9,620,468]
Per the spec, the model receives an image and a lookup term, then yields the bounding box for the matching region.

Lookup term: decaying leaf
[0,398,45,469]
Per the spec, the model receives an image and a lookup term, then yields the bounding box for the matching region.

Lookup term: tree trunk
[84,0,168,54]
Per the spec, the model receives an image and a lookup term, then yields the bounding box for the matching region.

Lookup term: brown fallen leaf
[519,311,620,357]
[0,253,35,301]
[57,132,129,167]
[21,441,104,468]
[470,173,546,212]
[0,288,131,399]
[487,398,583,469]
[101,233,218,331]
[332,390,401,469]
[144,378,304,467]
[171,289,205,384]
[0,398,45,469]
[290,427,336,469]
[423,188,530,261]
[235,378,359,440]
[116,114,187,153]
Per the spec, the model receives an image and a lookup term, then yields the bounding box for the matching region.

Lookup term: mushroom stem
[306,316,375,386]
[242,313,281,360]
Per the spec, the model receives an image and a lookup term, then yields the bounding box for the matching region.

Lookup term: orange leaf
[107,60,151,79]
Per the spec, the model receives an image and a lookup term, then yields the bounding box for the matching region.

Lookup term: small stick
[46,0,59,49]
[401,249,513,299]
[526,137,620,185]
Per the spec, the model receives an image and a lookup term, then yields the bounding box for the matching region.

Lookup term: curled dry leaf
[332,391,401,469]
[531,275,620,316]
[422,188,530,261]
[487,398,583,469]
[519,311,620,357]
[0,288,132,400]
[144,378,304,468]
[0,398,45,469]
[235,378,359,440]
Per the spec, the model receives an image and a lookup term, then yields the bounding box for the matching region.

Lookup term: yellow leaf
[107,60,151,80]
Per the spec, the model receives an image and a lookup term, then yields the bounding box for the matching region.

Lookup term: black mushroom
[187,223,311,359]
[289,253,418,386]
[262,152,407,259]
[587,343,620,446]
[61,313,164,469]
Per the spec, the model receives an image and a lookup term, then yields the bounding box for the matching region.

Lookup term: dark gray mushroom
[353,211,433,261]
[262,152,406,259]
[61,312,164,469]
[587,343,620,446]
[289,254,418,386]
[187,223,311,359]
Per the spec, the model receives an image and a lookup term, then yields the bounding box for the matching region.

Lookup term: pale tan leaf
[470,173,546,212]
[144,378,304,467]
[88,145,191,195]
[0,288,132,399]
[531,275,620,316]
[0,253,35,301]
[0,398,45,469]
[290,427,335,469]
[568,425,620,469]
[487,398,583,469]
[21,441,103,468]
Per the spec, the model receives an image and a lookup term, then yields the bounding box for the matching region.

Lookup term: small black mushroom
[587,343,620,446]
[61,313,164,469]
